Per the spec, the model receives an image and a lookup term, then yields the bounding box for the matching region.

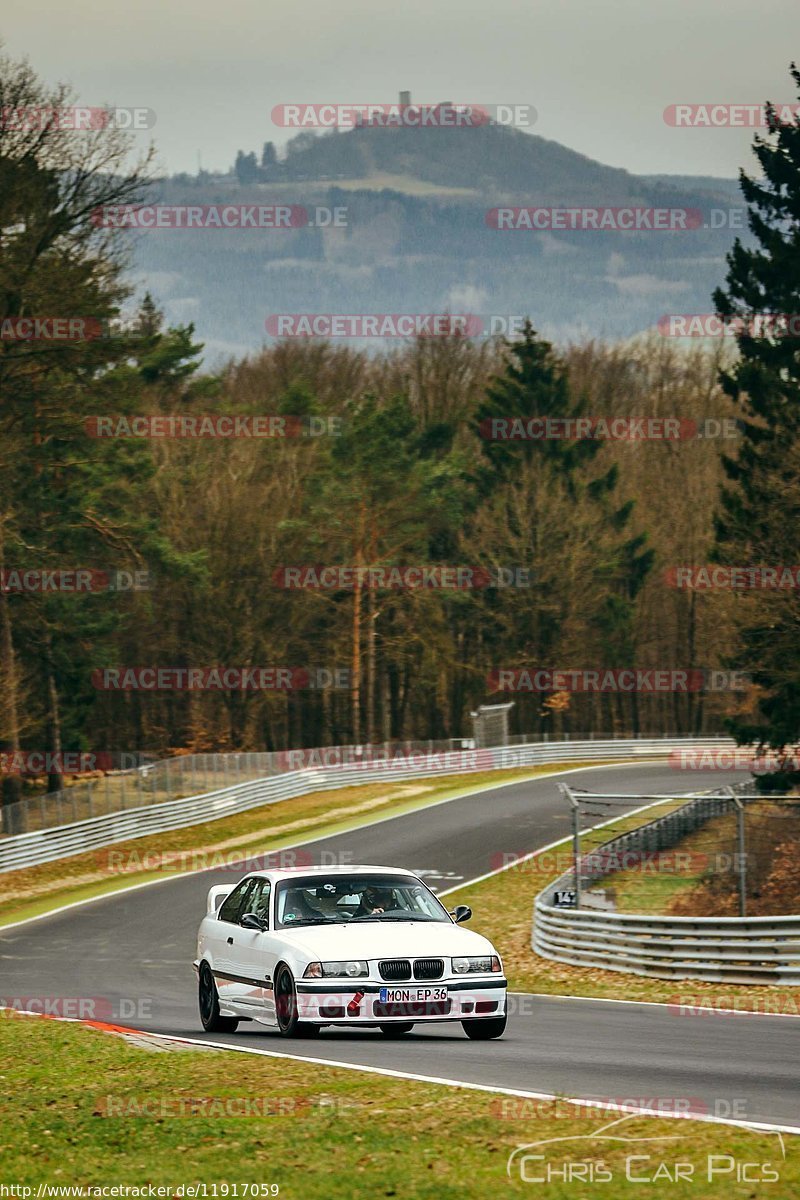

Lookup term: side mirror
[452,905,472,924]
[241,912,267,932]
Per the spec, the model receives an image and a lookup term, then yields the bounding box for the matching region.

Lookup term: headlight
[304,960,369,978]
[451,955,501,974]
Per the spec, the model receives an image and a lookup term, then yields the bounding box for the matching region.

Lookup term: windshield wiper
[349,914,439,922]
[378,914,441,921]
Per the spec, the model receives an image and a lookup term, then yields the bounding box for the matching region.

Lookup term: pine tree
[0,51,153,824]
[712,64,800,755]
[234,150,258,185]
[472,325,653,732]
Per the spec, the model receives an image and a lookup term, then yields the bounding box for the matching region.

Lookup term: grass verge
[0,1015,793,1198]
[445,800,800,1012]
[0,762,615,929]
[595,797,800,918]
[596,811,736,916]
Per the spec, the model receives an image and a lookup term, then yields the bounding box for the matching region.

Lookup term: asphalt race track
[3,762,798,1130]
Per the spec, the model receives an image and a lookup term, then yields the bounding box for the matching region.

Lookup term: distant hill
[269,122,638,201]
[131,122,746,363]
[640,173,743,198]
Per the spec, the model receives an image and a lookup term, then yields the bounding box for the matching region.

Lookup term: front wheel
[462,1014,507,1040]
[198,963,239,1033]
[379,1023,414,1036]
[275,965,320,1038]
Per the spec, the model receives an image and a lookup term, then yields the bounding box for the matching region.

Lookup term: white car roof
[257,864,420,883]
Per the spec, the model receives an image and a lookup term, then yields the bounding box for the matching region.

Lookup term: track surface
[3,762,798,1129]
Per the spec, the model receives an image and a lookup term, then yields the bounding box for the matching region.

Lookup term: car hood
[275,920,497,962]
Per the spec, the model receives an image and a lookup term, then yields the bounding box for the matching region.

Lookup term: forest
[2,52,798,807]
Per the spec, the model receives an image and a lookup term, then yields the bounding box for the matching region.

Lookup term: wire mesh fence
[0,731,706,838]
[0,741,463,836]
[546,784,800,919]
[1,753,274,836]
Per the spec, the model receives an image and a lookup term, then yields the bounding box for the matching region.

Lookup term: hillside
[268,121,637,201]
[131,121,746,362]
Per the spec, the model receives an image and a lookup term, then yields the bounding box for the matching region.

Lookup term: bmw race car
[195,864,507,1039]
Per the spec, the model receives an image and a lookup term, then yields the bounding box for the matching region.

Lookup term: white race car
[195,864,507,1039]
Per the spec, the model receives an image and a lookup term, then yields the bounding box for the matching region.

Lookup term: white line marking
[0,758,660,933]
[4,763,767,1036]
[4,765,782,1127]
[437,786,798,1024]
[509,991,800,1019]
[6,765,768,1021]
[438,785,696,895]
[3,1007,796,1136]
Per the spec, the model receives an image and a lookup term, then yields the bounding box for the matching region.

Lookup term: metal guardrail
[533,783,800,985]
[534,904,800,985]
[1,731,701,837]
[1,752,280,836]
[0,736,735,874]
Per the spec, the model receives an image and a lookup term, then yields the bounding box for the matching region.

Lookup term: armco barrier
[0,737,736,874]
[533,903,800,985]
[533,784,800,985]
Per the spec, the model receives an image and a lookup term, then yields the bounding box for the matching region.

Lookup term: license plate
[379,986,448,1003]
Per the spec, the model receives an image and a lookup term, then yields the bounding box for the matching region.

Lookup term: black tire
[199,963,239,1033]
[379,1023,414,1036]
[462,1014,507,1040]
[275,965,320,1038]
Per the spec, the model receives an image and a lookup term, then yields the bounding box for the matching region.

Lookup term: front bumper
[295,978,507,1023]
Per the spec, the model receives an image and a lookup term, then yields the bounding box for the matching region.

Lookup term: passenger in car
[283,888,324,922]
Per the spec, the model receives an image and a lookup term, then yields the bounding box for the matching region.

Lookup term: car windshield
[274,874,451,928]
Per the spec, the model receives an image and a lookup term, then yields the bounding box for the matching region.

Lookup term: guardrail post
[573,802,581,909]
[725,786,747,918]
[560,783,581,909]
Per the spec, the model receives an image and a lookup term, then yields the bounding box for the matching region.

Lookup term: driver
[356,885,393,916]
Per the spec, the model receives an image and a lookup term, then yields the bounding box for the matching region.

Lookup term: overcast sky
[5,0,800,178]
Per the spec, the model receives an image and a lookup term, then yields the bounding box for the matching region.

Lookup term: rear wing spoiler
[207,885,232,915]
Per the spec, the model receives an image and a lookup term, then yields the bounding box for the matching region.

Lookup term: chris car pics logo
[506,1115,783,1185]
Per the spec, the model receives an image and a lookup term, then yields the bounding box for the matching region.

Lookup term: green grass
[0,761,618,929]
[268,172,480,197]
[611,867,708,912]
[445,800,800,1011]
[603,800,800,918]
[0,1015,794,1198]
[589,803,742,917]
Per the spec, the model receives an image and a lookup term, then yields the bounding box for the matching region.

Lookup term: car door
[227,877,275,1019]
[213,877,258,1007]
